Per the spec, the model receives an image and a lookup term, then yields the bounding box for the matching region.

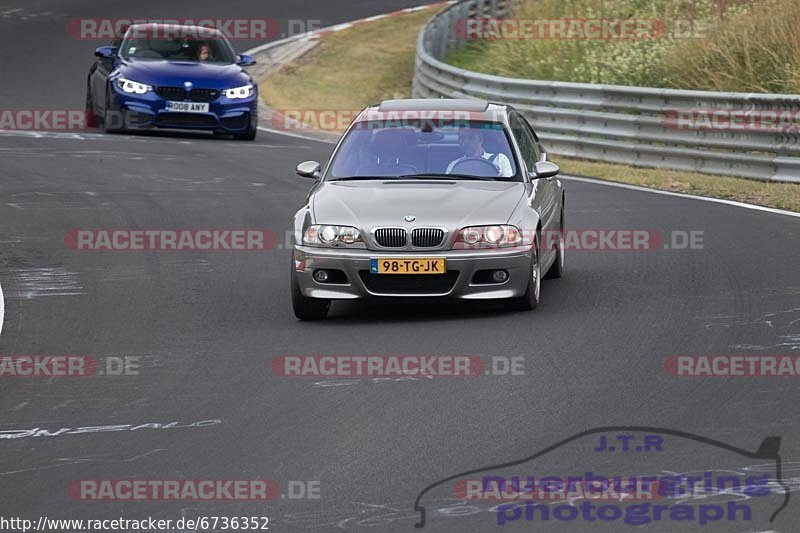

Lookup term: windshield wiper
[396,173,496,181]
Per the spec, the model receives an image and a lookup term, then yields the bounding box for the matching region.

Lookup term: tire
[233,124,257,141]
[544,209,565,279]
[291,269,330,320]
[507,238,541,311]
[103,89,124,133]
[85,82,100,128]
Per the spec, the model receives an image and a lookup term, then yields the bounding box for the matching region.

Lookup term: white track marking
[563,175,800,219]
[257,126,335,144]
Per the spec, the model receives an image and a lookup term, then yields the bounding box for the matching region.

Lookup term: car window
[120,35,237,64]
[328,120,520,181]
[522,117,542,161]
[510,113,537,172]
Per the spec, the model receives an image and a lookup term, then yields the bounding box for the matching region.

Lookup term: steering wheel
[449,157,500,177]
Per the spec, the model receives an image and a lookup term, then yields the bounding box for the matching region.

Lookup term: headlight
[303,225,363,247]
[117,78,152,95]
[455,225,522,248]
[223,84,254,99]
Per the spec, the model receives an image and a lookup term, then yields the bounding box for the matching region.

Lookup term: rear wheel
[291,269,330,320]
[507,239,540,311]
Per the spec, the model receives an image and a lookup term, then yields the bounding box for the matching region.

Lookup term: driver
[446,128,513,177]
[196,43,214,61]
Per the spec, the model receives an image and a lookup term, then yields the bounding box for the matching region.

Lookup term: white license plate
[165,101,210,113]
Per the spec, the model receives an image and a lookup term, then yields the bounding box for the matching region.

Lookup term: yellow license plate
[370,258,446,274]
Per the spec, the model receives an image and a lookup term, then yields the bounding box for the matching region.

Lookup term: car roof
[124,23,225,37]
[357,99,510,124]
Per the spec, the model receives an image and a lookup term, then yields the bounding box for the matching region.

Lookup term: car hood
[311,180,526,230]
[117,60,251,89]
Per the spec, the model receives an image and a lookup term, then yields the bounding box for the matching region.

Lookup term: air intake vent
[374,228,407,248]
[411,228,445,248]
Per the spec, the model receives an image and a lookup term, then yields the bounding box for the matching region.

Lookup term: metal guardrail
[412,0,800,183]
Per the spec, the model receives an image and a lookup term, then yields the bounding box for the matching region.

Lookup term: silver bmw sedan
[290,98,565,320]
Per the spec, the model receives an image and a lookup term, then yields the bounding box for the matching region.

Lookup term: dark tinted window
[510,114,537,172]
[120,35,236,64]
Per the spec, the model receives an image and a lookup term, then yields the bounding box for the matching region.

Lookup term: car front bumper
[108,87,257,132]
[293,245,533,300]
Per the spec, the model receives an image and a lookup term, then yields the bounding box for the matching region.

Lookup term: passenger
[446,128,513,177]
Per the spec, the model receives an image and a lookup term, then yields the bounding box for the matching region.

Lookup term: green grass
[262,8,438,115]
[447,0,800,93]
[559,156,800,212]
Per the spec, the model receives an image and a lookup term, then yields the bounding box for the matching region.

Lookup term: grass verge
[261,8,438,112]
[259,5,800,213]
[447,0,800,93]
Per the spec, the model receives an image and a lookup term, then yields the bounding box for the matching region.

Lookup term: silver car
[290,98,565,320]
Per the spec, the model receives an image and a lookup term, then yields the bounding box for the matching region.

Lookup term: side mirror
[95,46,117,59]
[531,161,560,179]
[237,54,256,66]
[296,161,322,179]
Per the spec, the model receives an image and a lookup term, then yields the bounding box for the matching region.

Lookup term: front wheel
[507,241,541,311]
[291,269,330,320]
[544,221,564,279]
[233,115,257,141]
[103,89,125,133]
[85,82,100,128]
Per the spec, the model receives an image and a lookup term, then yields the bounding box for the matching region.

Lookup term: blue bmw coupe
[86,24,258,140]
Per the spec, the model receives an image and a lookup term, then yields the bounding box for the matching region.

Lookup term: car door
[523,115,560,233]
[509,113,558,237]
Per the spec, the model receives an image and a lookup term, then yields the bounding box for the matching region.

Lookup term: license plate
[165,101,210,113]
[370,258,446,274]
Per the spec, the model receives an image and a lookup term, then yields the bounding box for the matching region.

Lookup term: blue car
[86,24,258,140]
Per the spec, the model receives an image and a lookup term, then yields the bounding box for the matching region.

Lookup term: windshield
[328,120,520,181]
[120,34,237,64]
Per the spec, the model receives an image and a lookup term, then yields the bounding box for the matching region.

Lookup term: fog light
[313,270,329,282]
[492,270,508,283]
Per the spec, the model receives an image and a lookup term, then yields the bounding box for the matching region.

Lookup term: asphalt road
[1,1,800,531]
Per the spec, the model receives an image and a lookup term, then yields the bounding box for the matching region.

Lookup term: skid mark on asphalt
[700,307,800,351]
[0,6,62,20]
[6,267,83,299]
[0,448,167,477]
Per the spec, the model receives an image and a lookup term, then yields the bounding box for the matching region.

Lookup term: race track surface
[1,1,799,531]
